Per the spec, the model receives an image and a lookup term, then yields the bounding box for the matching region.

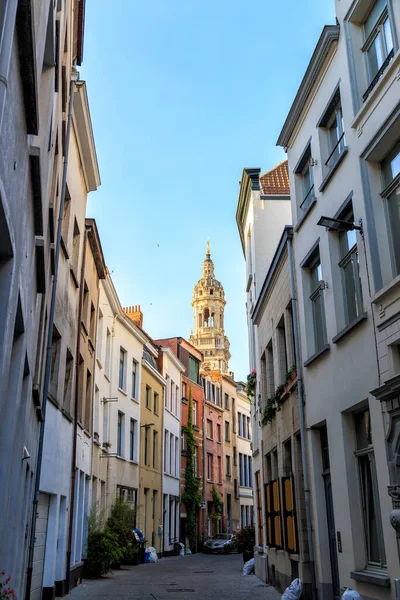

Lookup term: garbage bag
[185,548,192,555]
[242,558,255,576]
[282,578,303,600]
[342,590,361,600]
[179,542,185,556]
[145,546,159,563]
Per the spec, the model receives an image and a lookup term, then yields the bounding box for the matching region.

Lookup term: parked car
[203,533,235,553]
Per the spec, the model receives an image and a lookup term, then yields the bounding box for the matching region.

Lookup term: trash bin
[132,528,146,564]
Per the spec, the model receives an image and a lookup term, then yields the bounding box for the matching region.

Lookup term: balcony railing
[363,49,394,103]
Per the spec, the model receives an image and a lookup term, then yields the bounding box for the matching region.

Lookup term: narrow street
[65,554,281,600]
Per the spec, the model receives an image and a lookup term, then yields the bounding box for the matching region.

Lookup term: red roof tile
[260,160,290,195]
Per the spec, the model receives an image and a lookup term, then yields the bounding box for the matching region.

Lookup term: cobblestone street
[65,554,281,600]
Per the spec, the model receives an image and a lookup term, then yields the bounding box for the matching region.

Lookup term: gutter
[25,70,79,600]
[287,233,317,600]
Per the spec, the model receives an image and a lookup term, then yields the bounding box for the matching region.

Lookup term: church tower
[189,242,231,373]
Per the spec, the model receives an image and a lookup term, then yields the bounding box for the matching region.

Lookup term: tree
[181,387,201,552]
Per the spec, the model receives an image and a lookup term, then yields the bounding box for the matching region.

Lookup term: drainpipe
[65,223,88,592]
[287,233,317,600]
[25,70,79,600]
[0,0,18,131]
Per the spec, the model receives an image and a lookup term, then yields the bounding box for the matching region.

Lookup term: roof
[260,160,290,195]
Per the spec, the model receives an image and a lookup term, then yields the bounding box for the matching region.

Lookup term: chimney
[122,304,143,329]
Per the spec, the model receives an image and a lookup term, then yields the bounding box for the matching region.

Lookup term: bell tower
[189,241,231,373]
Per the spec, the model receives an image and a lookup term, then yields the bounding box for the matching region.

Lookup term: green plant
[0,572,16,600]
[84,528,123,577]
[181,387,201,552]
[245,369,257,400]
[209,484,222,520]
[284,364,297,386]
[262,383,285,425]
[107,497,137,564]
[233,526,255,553]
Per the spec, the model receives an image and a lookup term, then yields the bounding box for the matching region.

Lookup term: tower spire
[189,245,231,373]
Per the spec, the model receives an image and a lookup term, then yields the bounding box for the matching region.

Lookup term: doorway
[320,426,340,600]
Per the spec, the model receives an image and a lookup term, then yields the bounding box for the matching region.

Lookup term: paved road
[66,553,281,600]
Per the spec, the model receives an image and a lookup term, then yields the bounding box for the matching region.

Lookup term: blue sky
[81,0,335,381]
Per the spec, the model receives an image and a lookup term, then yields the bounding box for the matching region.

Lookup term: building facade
[273,2,400,597]
[156,345,185,555]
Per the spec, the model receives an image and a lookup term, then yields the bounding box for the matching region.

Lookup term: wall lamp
[140,423,154,429]
[317,215,363,236]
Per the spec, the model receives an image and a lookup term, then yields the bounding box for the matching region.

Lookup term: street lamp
[317,215,363,235]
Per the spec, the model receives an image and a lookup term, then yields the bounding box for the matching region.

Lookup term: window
[207,453,213,481]
[71,218,80,274]
[193,446,198,476]
[181,430,187,452]
[206,419,213,439]
[188,356,199,384]
[131,360,137,398]
[164,430,169,471]
[96,309,103,361]
[381,140,400,274]
[354,408,386,566]
[363,0,394,94]
[117,412,124,456]
[217,423,221,443]
[192,400,197,426]
[277,315,288,383]
[295,143,315,213]
[153,430,158,469]
[63,348,73,412]
[226,455,231,477]
[105,328,111,376]
[130,419,137,461]
[339,208,364,324]
[204,308,210,327]
[309,253,327,353]
[238,412,242,437]
[170,433,174,474]
[119,347,126,390]
[239,453,244,486]
[102,401,108,445]
[247,417,251,441]
[182,381,187,399]
[175,437,179,476]
[233,446,237,466]
[225,420,230,442]
[170,379,174,412]
[146,385,151,409]
[318,88,346,174]
[224,393,229,410]
[154,391,159,414]
[218,456,222,484]
[266,340,275,398]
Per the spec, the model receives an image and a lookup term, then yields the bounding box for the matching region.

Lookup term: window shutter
[264,482,273,546]
[272,480,282,549]
[282,475,298,554]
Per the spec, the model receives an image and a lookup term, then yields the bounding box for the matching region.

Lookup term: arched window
[198,313,202,328]
[211,312,215,327]
[220,312,224,329]
[204,308,210,327]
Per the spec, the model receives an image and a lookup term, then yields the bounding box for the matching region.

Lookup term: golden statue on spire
[206,238,211,256]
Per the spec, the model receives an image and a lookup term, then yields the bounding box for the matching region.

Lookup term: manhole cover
[166,589,194,593]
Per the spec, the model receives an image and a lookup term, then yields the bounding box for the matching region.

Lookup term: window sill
[332,312,368,344]
[294,197,317,233]
[70,266,79,288]
[81,320,89,337]
[371,271,400,305]
[350,569,390,587]
[131,396,139,404]
[304,344,330,367]
[96,357,103,369]
[193,425,200,431]
[318,147,348,193]
[88,337,95,352]
[118,387,127,397]
[104,373,110,382]
[60,236,69,259]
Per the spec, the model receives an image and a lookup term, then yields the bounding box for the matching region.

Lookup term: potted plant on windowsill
[283,364,297,394]
[245,369,256,401]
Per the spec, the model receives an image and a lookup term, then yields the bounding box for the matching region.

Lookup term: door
[31,493,50,600]
[323,473,341,600]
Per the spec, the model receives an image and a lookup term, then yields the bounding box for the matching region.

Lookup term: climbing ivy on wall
[181,387,201,552]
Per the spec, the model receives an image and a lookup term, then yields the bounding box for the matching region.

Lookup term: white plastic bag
[179,542,185,556]
[242,558,255,576]
[342,590,361,600]
[185,548,192,555]
[145,546,159,563]
[282,578,303,600]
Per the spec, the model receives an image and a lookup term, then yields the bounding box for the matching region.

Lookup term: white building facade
[276,3,400,597]
[236,388,253,529]
[92,279,147,516]
[158,346,184,555]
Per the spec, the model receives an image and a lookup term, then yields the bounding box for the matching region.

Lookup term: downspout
[287,234,317,600]
[25,70,79,600]
[65,223,88,592]
[0,0,18,131]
